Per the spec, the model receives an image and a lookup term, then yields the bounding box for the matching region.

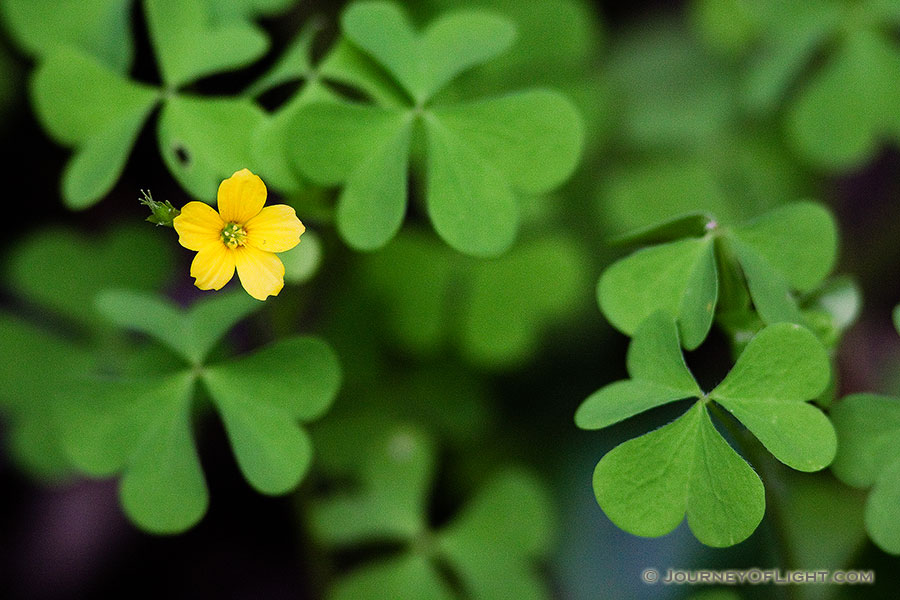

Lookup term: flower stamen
[221,222,247,249]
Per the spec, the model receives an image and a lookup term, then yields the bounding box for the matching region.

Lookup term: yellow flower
[173,169,305,301]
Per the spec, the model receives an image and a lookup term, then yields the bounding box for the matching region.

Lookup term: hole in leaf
[173,144,191,167]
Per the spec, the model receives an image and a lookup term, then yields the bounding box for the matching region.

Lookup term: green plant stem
[706,401,799,575]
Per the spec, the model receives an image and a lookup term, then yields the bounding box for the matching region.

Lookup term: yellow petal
[244,205,306,253]
[174,201,224,251]
[190,242,236,291]
[217,168,267,224]
[234,245,285,301]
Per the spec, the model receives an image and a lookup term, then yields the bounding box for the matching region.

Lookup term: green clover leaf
[201,0,296,22]
[831,393,900,555]
[598,202,837,349]
[29,0,273,208]
[692,0,900,170]
[59,290,342,533]
[0,224,177,480]
[597,17,811,237]
[285,1,584,256]
[310,426,554,599]
[1,0,134,72]
[575,312,834,546]
[360,231,590,368]
[144,0,269,90]
[0,315,95,480]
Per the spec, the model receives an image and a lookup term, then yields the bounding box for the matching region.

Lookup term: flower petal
[174,201,225,251]
[217,168,267,224]
[190,242,236,291]
[234,245,285,301]
[244,205,306,253]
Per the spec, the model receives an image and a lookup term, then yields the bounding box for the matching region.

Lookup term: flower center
[221,222,247,249]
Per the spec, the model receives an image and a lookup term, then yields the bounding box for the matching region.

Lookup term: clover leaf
[575,312,835,546]
[360,231,590,368]
[831,393,900,555]
[598,202,837,349]
[60,290,341,533]
[310,425,554,599]
[597,17,812,236]
[1,0,134,72]
[692,0,900,170]
[29,0,271,208]
[286,1,584,256]
[201,0,296,22]
[0,224,177,480]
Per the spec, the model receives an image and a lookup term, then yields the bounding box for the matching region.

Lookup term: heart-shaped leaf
[202,337,341,495]
[62,371,208,534]
[341,1,516,103]
[593,400,765,547]
[118,375,208,534]
[311,426,435,544]
[786,28,900,169]
[157,94,266,201]
[30,48,159,208]
[831,393,900,555]
[577,315,835,545]
[1,0,134,72]
[145,0,269,89]
[730,201,837,293]
[423,115,519,257]
[598,236,718,350]
[5,225,174,328]
[95,290,262,364]
[710,323,834,471]
[430,90,584,195]
[438,469,554,599]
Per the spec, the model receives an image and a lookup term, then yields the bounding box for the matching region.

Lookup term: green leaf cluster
[598,202,838,350]
[689,0,900,170]
[828,305,900,555]
[59,290,341,533]
[0,225,175,479]
[281,1,584,256]
[310,425,554,599]
[576,312,834,546]
[596,16,810,236]
[18,0,271,207]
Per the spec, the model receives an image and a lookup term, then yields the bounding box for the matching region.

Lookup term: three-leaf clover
[829,304,900,555]
[60,290,341,533]
[310,425,555,599]
[29,0,270,208]
[598,202,837,349]
[285,1,584,256]
[0,225,177,480]
[575,312,835,546]
[831,393,900,555]
[692,0,900,170]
